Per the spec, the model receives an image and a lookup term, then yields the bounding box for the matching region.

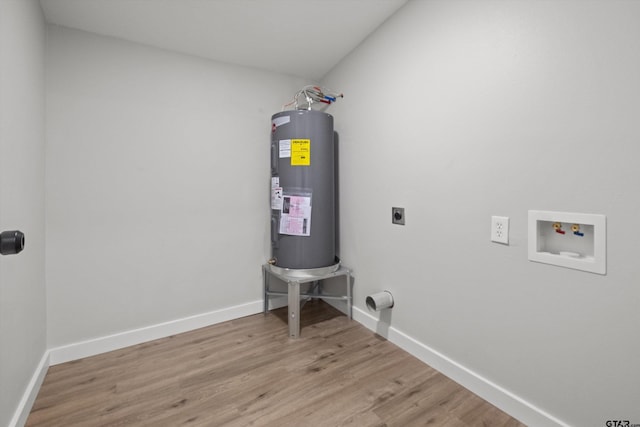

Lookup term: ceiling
[40,0,407,80]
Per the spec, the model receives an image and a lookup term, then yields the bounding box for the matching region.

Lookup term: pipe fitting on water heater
[366,291,394,311]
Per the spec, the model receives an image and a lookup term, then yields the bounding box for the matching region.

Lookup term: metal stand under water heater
[269,86,343,275]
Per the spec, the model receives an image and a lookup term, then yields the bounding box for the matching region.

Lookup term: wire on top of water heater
[282,85,343,111]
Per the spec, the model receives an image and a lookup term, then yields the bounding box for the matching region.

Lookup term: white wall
[0,0,47,425]
[323,1,640,425]
[45,26,305,348]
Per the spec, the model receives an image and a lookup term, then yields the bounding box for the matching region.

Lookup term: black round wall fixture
[0,230,25,255]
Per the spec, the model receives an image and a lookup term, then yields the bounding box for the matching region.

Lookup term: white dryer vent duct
[366,291,394,311]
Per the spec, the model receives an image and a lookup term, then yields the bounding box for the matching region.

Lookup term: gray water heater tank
[270,109,336,269]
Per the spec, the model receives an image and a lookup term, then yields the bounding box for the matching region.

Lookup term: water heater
[270,109,336,270]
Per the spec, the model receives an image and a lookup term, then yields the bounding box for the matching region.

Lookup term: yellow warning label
[291,139,310,166]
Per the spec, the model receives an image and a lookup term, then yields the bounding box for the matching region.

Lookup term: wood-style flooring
[27,301,526,426]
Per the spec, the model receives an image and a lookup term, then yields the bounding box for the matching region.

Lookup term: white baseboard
[352,306,570,427]
[49,300,264,365]
[266,295,288,311]
[9,351,49,427]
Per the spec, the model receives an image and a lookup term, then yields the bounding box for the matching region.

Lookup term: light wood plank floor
[27,301,526,426]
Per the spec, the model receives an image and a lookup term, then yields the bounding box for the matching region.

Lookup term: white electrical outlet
[491,216,509,244]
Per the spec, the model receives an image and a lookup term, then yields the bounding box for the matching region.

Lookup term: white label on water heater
[279,195,312,236]
[279,139,291,158]
[271,187,283,210]
[272,115,290,129]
